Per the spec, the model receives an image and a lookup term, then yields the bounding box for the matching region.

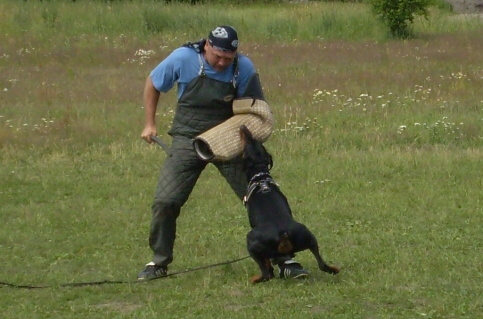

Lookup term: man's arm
[235,55,264,100]
[240,73,265,100]
[141,76,161,143]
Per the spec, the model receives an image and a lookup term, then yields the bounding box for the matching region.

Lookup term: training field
[1,1,483,318]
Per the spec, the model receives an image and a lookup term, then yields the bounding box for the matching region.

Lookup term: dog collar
[243,173,278,206]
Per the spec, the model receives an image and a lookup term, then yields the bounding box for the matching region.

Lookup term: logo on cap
[212,27,229,39]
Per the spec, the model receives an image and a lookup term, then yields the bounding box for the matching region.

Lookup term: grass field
[1,1,483,318]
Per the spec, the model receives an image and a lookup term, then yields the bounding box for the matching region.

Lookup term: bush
[371,0,431,38]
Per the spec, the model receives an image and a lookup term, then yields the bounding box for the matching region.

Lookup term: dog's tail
[277,232,293,254]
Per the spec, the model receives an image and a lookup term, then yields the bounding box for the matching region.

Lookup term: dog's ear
[239,125,254,140]
[239,125,248,153]
[239,125,255,157]
[260,143,273,170]
[240,135,246,154]
[268,153,273,170]
[239,125,246,137]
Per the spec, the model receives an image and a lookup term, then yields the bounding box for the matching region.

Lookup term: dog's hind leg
[308,243,340,275]
[299,228,339,274]
[294,224,340,275]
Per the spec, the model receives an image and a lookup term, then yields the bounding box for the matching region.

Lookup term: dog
[239,125,340,283]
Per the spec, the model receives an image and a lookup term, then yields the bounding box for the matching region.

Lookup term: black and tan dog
[239,125,339,283]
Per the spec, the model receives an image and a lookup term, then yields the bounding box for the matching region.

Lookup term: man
[138,26,308,280]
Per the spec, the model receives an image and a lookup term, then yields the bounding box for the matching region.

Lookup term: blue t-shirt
[150,47,256,100]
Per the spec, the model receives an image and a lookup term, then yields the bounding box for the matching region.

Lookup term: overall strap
[198,53,205,76]
[232,54,239,88]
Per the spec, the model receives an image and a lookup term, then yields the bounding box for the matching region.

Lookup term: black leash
[0,255,250,289]
[150,135,172,157]
[1,139,250,290]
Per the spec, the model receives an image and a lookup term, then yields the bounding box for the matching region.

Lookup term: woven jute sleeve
[193,99,274,161]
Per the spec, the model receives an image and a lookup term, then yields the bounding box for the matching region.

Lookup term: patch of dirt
[445,0,483,13]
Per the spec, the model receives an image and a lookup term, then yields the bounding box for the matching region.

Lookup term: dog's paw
[320,263,340,275]
[328,265,340,274]
[250,274,270,284]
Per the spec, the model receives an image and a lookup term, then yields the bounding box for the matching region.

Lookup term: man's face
[204,42,236,72]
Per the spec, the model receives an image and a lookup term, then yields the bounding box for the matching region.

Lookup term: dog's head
[239,125,273,175]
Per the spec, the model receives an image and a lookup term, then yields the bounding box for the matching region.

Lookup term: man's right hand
[141,125,157,143]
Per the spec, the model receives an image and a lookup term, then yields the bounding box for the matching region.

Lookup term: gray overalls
[149,52,247,267]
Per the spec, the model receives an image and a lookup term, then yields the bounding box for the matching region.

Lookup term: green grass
[1,1,483,318]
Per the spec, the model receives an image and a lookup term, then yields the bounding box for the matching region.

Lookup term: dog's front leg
[250,257,274,284]
[247,232,275,283]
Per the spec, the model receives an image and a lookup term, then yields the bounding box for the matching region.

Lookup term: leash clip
[259,181,271,193]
